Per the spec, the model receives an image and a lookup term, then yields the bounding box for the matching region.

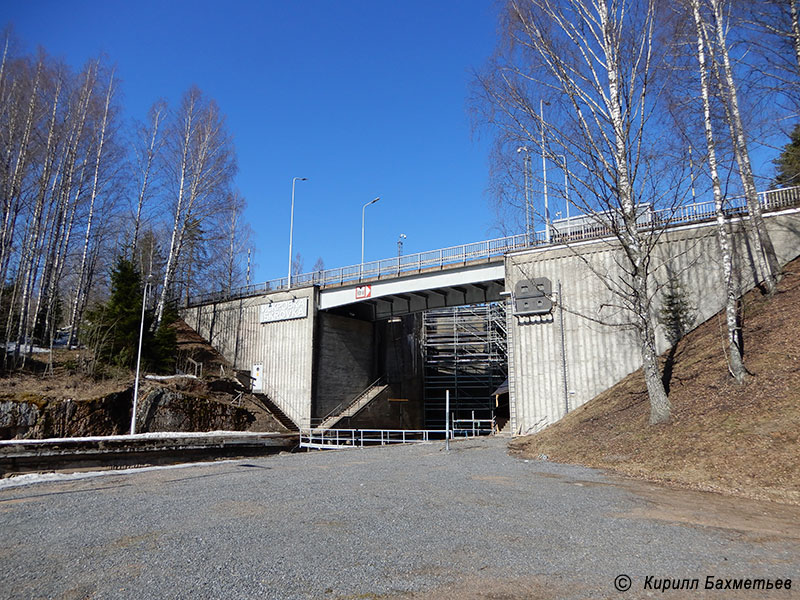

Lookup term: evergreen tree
[659,279,697,346]
[774,124,800,188]
[145,301,177,374]
[100,257,149,368]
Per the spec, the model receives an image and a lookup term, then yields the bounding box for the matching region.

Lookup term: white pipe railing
[186,185,800,307]
[299,428,450,449]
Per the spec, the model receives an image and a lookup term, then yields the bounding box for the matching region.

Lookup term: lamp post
[517,146,532,244]
[361,197,380,280]
[540,99,551,243]
[397,233,406,257]
[288,176,307,289]
[130,278,151,435]
[555,154,570,222]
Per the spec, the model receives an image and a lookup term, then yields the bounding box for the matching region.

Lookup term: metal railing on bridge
[186,185,800,307]
[299,428,449,449]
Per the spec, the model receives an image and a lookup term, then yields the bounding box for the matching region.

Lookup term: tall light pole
[555,154,570,222]
[130,278,151,435]
[540,99,551,243]
[361,197,380,280]
[517,146,532,244]
[288,176,307,288]
[397,233,406,257]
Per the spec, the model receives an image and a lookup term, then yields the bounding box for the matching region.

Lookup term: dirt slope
[510,257,800,505]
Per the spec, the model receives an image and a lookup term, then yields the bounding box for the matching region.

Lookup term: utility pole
[288,177,307,288]
[517,146,532,244]
[541,99,551,243]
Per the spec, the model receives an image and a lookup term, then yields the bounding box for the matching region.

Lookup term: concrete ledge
[0,431,298,477]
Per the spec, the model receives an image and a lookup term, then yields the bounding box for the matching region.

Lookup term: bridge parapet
[186,186,799,309]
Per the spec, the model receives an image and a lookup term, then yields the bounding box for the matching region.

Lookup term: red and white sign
[355,285,372,300]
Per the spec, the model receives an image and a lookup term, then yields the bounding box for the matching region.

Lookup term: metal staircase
[252,393,300,432]
[314,377,388,431]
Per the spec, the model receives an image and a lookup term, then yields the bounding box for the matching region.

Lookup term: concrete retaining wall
[506,210,800,436]
[313,313,375,419]
[181,287,317,428]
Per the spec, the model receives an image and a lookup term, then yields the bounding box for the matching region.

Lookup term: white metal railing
[299,428,450,449]
[451,412,496,437]
[186,186,800,307]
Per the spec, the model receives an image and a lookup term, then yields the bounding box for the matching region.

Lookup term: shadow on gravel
[0,482,134,503]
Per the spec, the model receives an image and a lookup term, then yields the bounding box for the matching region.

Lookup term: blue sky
[4,1,503,285]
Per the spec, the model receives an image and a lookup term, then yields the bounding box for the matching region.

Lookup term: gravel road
[0,436,797,599]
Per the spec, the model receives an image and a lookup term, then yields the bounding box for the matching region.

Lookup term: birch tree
[706,0,781,294]
[131,99,166,261]
[155,86,236,328]
[476,0,675,423]
[689,0,747,382]
[68,64,117,346]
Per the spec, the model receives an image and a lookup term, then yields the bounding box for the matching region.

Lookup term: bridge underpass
[179,187,800,437]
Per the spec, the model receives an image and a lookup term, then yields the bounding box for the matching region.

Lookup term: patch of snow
[145,374,197,381]
[0,430,287,446]
[0,460,237,490]
[1,342,50,354]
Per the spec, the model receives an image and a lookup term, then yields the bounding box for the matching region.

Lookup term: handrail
[316,375,386,425]
[185,185,800,307]
[299,428,449,449]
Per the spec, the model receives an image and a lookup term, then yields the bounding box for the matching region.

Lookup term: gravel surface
[0,436,797,599]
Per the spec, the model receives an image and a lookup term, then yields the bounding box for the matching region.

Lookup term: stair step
[252,393,299,431]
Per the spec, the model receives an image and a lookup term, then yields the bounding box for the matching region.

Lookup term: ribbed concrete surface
[507,210,800,436]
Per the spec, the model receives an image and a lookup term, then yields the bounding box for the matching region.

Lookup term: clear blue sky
[4,1,503,285]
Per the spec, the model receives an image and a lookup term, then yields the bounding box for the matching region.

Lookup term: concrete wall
[180,287,317,428]
[313,313,375,419]
[506,210,800,436]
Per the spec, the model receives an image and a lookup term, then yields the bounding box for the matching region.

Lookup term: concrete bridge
[180,188,800,435]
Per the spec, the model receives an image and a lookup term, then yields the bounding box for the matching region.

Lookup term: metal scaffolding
[422,303,507,429]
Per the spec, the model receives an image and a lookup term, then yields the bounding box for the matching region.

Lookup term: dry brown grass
[510,258,800,506]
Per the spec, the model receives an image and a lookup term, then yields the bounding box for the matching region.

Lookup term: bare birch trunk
[709,0,780,294]
[68,66,114,346]
[132,102,165,260]
[155,113,191,329]
[15,71,63,366]
[598,0,670,423]
[0,56,43,354]
[691,0,746,383]
[791,0,800,76]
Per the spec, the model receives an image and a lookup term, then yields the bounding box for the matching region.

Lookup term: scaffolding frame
[422,303,507,429]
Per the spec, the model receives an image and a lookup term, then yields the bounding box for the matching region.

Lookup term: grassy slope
[510,258,800,505]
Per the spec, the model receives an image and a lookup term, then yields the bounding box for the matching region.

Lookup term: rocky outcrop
[0,391,132,439]
[0,384,258,440]
[136,388,254,433]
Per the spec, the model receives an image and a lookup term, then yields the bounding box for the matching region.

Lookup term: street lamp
[361,197,380,280]
[555,154,570,222]
[288,176,308,289]
[130,277,152,435]
[517,146,532,244]
[540,99,551,243]
[397,233,407,257]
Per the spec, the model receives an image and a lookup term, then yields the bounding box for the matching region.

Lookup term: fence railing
[299,428,449,449]
[186,185,800,307]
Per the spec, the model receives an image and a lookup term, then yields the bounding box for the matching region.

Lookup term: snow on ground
[0,460,237,491]
[0,430,286,446]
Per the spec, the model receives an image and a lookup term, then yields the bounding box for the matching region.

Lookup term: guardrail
[299,428,449,449]
[186,185,800,307]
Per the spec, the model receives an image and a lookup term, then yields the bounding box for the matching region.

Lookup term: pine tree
[86,257,149,369]
[774,124,800,188]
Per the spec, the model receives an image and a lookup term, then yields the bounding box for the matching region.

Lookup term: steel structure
[422,303,508,429]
